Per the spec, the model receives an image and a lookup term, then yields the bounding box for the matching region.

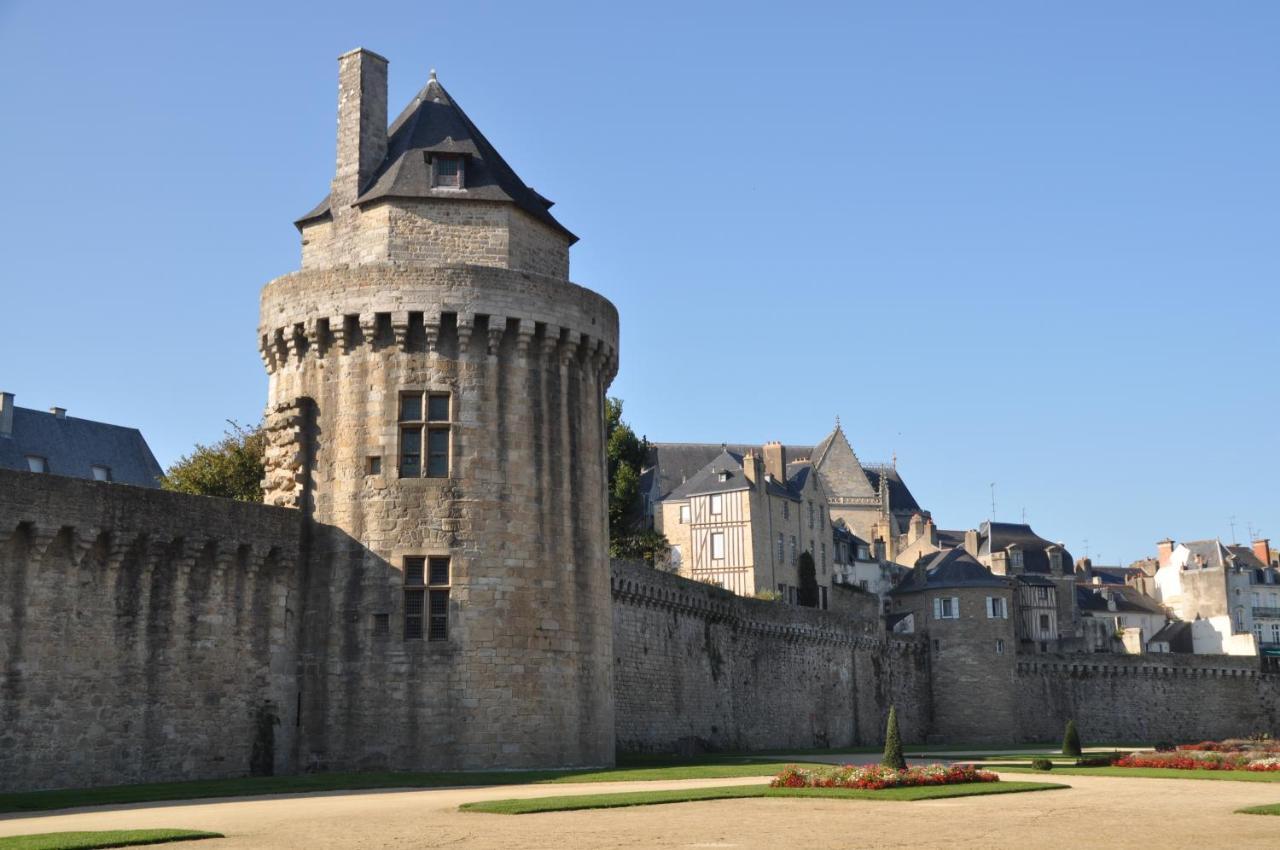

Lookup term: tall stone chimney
[331,48,389,218]
[1157,538,1176,569]
[762,441,787,482]
[0,392,13,437]
[742,450,764,493]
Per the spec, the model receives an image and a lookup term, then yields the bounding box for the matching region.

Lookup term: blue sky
[1,1,1276,565]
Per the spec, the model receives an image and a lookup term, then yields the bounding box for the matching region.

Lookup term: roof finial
[835,414,841,429]
[429,68,438,82]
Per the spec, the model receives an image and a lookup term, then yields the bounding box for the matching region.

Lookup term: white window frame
[679,504,690,524]
[25,456,47,473]
[710,532,725,561]
[933,596,960,620]
[986,596,1008,619]
[709,494,723,516]
[996,638,1005,655]
[91,464,111,482]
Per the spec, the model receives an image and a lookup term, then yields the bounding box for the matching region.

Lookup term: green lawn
[460,781,1067,814]
[998,766,1280,782]
[1238,803,1280,815]
[0,762,825,815]
[0,830,221,850]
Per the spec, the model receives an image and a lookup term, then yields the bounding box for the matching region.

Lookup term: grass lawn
[1238,803,1280,815]
[460,781,1067,814]
[999,766,1280,782]
[0,762,825,815]
[0,830,221,850]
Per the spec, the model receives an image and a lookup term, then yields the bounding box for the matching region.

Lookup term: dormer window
[432,155,464,189]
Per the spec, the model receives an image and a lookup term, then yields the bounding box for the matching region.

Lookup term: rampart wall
[0,470,302,792]
[611,560,930,753]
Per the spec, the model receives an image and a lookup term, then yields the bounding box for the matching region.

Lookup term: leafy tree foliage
[161,421,265,502]
[605,398,670,564]
[882,706,907,770]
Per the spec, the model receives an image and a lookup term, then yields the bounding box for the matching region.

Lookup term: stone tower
[258,49,619,771]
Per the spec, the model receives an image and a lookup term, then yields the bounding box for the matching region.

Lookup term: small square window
[91,464,111,481]
[26,456,46,473]
[367,456,382,475]
[372,613,390,637]
[428,556,450,586]
[433,156,462,188]
[404,556,426,586]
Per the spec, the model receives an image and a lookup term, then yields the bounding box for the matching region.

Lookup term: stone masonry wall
[0,469,302,792]
[1012,654,1280,743]
[612,560,930,754]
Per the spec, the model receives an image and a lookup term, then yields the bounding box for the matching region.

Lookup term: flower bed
[1115,747,1280,772]
[771,763,998,790]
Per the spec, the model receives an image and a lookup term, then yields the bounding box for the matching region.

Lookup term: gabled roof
[1076,584,1167,615]
[890,547,1011,595]
[0,405,162,487]
[664,450,751,500]
[979,521,1074,575]
[298,73,576,242]
[810,424,876,500]
[647,443,785,500]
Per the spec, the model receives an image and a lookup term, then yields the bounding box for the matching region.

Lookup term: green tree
[162,420,265,502]
[605,398,670,564]
[1062,719,1082,757]
[882,706,906,770]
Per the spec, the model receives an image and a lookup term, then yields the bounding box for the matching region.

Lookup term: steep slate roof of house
[297,73,576,243]
[978,521,1074,574]
[1180,539,1233,570]
[1227,545,1269,571]
[648,431,922,511]
[1085,565,1143,585]
[0,406,162,487]
[936,528,968,550]
[890,547,1011,595]
[810,425,876,499]
[664,450,796,502]
[1076,585,1167,615]
[1149,620,1194,652]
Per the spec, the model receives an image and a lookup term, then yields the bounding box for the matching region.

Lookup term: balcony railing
[1252,606,1280,620]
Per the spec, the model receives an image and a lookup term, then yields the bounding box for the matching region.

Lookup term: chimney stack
[49,406,66,420]
[0,392,13,437]
[332,48,389,219]
[743,450,764,492]
[1157,538,1176,568]
[762,441,787,482]
[1254,539,1272,566]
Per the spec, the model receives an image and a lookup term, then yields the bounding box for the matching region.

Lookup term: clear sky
[2,1,1276,566]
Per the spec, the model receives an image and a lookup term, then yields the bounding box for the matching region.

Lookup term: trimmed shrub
[1075,756,1114,767]
[1030,758,1054,772]
[772,763,998,789]
[1062,720,1082,757]
[882,706,906,770]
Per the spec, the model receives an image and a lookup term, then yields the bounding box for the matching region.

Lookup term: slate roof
[1085,566,1143,585]
[1227,545,1270,571]
[978,521,1074,574]
[1149,620,1193,652]
[936,528,968,550]
[0,405,162,487]
[663,450,796,502]
[890,547,1011,595]
[297,73,576,243]
[647,432,922,512]
[1076,585,1166,615]
[1180,539,1232,570]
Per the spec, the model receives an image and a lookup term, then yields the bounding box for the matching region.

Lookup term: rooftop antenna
[1021,506,1026,523]
[1229,515,1238,545]
[1247,521,1257,543]
[989,483,996,520]
[1083,538,1091,560]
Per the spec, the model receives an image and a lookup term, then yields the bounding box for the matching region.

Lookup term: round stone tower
[257,49,618,771]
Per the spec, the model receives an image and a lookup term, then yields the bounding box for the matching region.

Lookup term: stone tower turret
[259,49,619,771]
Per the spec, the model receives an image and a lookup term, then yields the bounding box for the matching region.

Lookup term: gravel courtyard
[1,771,1277,849]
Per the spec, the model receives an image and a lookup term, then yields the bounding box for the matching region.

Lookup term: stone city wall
[611,559,930,754]
[0,469,302,792]
[1010,654,1280,744]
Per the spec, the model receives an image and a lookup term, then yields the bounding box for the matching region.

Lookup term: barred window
[404,555,451,641]
[399,391,453,478]
[433,155,463,188]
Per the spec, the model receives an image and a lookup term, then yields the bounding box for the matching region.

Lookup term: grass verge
[460,781,1067,814]
[0,763,822,815]
[0,830,221,850]
[1238,803,1280,815]
[998,766,1280,782]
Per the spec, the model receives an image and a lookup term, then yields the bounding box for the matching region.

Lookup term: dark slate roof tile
[0,406,162,487]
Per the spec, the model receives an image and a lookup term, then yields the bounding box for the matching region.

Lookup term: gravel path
[1,771,1277,848]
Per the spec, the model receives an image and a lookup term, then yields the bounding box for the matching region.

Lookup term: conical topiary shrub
[882,706,907,770]
[1062,719,1082,757]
